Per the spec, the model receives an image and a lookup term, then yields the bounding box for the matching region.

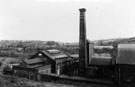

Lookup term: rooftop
[94,46,114,49]
[43,49,68,60]
[24,58,44,64]
[47,49,60,54]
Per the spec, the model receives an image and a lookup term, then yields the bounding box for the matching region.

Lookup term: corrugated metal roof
[117,44,135,64]
[43,49,68,60]
[28,50,69,62]
[40,50,55,59]
[24,58,44,64]
[36,65,51,70]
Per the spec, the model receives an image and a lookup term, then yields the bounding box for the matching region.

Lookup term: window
[38,53,42,56]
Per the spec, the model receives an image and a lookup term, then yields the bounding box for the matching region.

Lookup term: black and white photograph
[0,0,135,87]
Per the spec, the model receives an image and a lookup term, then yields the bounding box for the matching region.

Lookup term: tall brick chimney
[79,8,87,75]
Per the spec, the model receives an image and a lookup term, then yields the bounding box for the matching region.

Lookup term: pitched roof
[24,58,44,64]
[69,54,79,58]
[47,49,60,54]
[54,54,67,59]
[41,50,54,59]
[63,52,79,59]
[42,49,68,60]
[36,65,51,70]
[25,49,69,65]
[29,64,44,68]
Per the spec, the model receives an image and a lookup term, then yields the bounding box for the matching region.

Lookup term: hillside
[0,40,79,58]
[93,37,135,45]
[1,36,135,48]
[0,40,79,49]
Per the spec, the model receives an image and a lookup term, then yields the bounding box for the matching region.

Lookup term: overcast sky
[0,0,135,42]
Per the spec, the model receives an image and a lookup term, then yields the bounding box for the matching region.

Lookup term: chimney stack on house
[79,8,87,75]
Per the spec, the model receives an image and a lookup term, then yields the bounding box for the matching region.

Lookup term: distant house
[19,49,79,75]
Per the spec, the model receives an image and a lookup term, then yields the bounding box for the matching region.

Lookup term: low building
[20,51,54,74]
[46,49,73,75]
[19,49,79,75]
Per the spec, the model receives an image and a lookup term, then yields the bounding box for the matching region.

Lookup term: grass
[0,74,115,87]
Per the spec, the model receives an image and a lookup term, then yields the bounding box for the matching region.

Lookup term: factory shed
[20,50,54,74]
[90,54,112,65]
[117,44,135,65]
[46,49,73,75]
[19,49,78,75]
[87,44,114,66]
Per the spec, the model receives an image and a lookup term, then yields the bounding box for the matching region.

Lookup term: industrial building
[19,49,79,75]
[10,8,135,87]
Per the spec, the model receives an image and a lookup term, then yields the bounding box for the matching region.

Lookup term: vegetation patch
[0,74,114,87]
